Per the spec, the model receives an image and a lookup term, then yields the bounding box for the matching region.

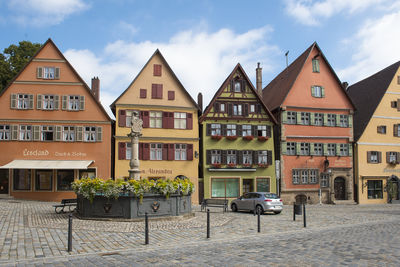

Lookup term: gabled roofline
[0,38,112,122]
[110,49,199,115]
[199,63,277,125]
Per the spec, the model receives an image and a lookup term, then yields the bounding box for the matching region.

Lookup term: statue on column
[128,111,143,180]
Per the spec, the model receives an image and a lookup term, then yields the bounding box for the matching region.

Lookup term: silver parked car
[230,192,283,214]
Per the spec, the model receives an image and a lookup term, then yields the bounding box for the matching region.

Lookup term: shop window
[150,111,162,128]
[174,112,187,129]
[211,178,239,198]
[256,178,270,192]
[57,170,74,191]
[367,180,383,199]
[13,169,31,190]
[35,170,53,191]
[174,144,187,160]
[41,126,54,141]
[0,125,10,140]
[79,169,96,179]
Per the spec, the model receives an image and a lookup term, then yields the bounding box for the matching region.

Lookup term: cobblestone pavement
[1,198,400,266]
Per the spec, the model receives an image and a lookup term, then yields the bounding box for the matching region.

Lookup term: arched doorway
[334,177,346,200]
[388,176,400,204]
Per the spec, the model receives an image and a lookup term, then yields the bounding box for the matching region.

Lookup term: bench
[201,198,228,212]
[53,199,77,214]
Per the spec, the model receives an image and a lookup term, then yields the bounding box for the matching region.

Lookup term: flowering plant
[257,136,269,141]
[226,135,238,140]
[227,163,237,167]
[211,163,222,168]
[211,135,222,140]
[257,163,269,168]
[242,163,252,167]
[243,136,254,141]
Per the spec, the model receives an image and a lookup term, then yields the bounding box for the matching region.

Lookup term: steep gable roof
[110,49,199,114]
[347,61,400,141]
[262,42,354,112]
[200,63,277,125]
[0,38,112,121]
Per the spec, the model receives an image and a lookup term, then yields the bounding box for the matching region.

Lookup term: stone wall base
[280,190,331,205]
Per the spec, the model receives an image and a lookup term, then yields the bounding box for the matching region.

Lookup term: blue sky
[1,0,400,116]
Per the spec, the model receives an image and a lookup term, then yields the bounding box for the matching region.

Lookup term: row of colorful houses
[0,39,399,205]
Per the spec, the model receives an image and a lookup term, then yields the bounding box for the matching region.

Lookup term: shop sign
[23,149,49,156]
[384,168,400,173]
[140,168,173,175]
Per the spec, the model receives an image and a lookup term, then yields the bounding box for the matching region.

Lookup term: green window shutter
[54,95,60,110]
[76,126,83,141]
[311,86,315,97]
[55,126,62,141]
[348,115,353,128]
[62,96,67,110]
[79,96,85,110]
[37,95,42,110]
[296,143,301,155]
[28,94,34,109]
[33,126,40,141]
[310,143,315,155]
[282,111,287,124]
[323,143,328,156]
[321,87,325,97]
[310,113,315,125]
[348,144,352,156]
[10,94,17,109]
[281,142,287,155]
[37,67,43,78]
[336,114,341,127]
[11,125,18,140]
[323,113,328,126]
[336,143,341,156]
[296,112,302,125]
[55,68,60,79]
[97,127,102,142]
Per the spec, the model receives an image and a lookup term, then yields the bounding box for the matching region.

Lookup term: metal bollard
[67,214,72,252]
[293,203,296,221]
[207,209,210,239]
[257,208,261,233]
[303,204,306,228]
[145,212,149,245]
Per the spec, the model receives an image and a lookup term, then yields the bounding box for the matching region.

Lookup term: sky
[1,0,400,117]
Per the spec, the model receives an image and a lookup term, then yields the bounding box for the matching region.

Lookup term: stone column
[128,111,143,180]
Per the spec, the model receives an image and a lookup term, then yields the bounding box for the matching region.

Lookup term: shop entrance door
[334,177,346,200]
[388,176,400,204]
[0,169,9,194]
[242,179,253,194]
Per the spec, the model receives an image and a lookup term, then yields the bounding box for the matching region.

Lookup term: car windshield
[264,193,278,199]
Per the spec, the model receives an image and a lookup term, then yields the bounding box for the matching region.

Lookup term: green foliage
[0,41,42,92]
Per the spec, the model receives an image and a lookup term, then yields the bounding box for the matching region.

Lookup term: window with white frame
[150,111,162,128]
[41,126,54,141]
[312,59,320,73]
[327,143,336,156]
[327,114,336,126]
[43,67,55,79]
[250,104,255,113]
[300,143,310,155]
[175,144,187,160]
[287,111,296,124]
[220,103,225,112]
[242,151,252,165]
[233,104,242,116]
[301,170,308,184]
[242,125,252,136]
[292,170,300,184]
[309,169,318,184]
[226,124,236,136]
[17,94,29,109]
[369,151,379,163]
[233,80,241,92]
[211,124,221,136]
[68,96,80,111]
[312,86,323,98]
[150,143,162,160]
[320,173,329,187]
[301,112,310,125]
[258,151,268,164]
[63,126,75,142]
[211,150,221,164]
[314,143,323,156]
[125,110,136,127]
[42,95,54,110]
[126,143,132,160]
[227,150,236,164]
[339,115,348,127]
[388,152,397,163]
[257,125,267,137]
[19,125,32,140]
[339,144,349,156]
[314,113,323,126]
[174,112,186,129]
[84,126,96,142]
[0,125,10,140]
[287,142,296,155]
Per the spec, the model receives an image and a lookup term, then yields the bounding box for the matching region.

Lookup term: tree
[0,41,42,92]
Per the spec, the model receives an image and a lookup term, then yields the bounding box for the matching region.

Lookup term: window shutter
[33,126,40,141]
[76,126,83,141]
[336,114,341,127]
[282,111,287,124]
[253,125,258,137]
[228,103,233,116]
[266,125,272,137]
[96,127,102,142]
[386,152,391,163]
[11,125,18,140]
[397,99,400,111]
[56,126,62,141]
[162,112,168,129]
[168,91,175,100]
[206,124,211,136]
[237,125,242,136]
[214,102,219,112]
[394,124,399,137]
[323,113,328,126]
[152,84,157,98]
[237,150,243,165]
[169,112,174,129]
[79,96,85,110]
[321,87,325,97]
[253,150,258,164]
[206,150,211,164]
[153,64,162,76]
[28,94,34,109]
[311,86,315,97]
[62,95,68,110]
[157,84,163,99]
[139,143,143,160]
[323,143,328,156]
[143,144,150,160]
[55,68,60,79]
[118,142,126,160]
[54,95,59,110]
[348,144,352,157]
[378,152,382,163]
[267,150,273,165]
[118,110,126,127]
[168,144,174,160]
[163,144,168,160]
[348,115,353,128]
[142,111,149,128]
[140,89,147,98]
[256,104,262,113]
[222,150,227,164]
[10,94,17,109]
[336,143,341,156]
[244,104,249,117]
[37,67,43,78]
[367,151,372,163]
[187,144,193,161]
[221,124,227,136]
[281,142,287,155]
[37,95,42,109]
[296,143,301,155]
[397,152,400,164]
[186,113,193,129]
[310,143,315,156]
[241,80,246,92]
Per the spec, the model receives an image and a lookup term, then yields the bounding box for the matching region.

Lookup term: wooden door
[334,177,346,200]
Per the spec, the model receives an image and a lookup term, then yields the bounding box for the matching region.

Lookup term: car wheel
[273,211,281,215]
[255,205,264,215]
[231,203,238,212]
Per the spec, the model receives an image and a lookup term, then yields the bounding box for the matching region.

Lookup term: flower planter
[242,164,252,168]
[211,163,222,168]
[257,136,269,142]
[257,164,269,168]
[226,136,238,140]
[227,163,237,168]
[211,135,222,140]
[242,136,254,141]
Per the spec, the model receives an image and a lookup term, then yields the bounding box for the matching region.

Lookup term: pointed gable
[200,63,277,124]
[347,61,400,141]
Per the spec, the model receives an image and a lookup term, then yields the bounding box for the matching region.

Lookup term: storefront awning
[0,160,93,170]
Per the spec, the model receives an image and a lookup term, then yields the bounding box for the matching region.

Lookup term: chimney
[197,92,203,115]
[342,82,348,90]
[91,77,100,101]
[256,62,262,95]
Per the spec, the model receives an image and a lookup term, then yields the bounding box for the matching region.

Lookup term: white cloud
[64,26,280,117]
[8,0,89,26]
[338,8,400,84]
[284,0,387,26]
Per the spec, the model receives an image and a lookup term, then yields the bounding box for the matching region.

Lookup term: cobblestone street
[1,198,400,266]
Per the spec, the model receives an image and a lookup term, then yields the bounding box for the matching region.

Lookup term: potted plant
[226,135,238,140]
[257,136,268,141]
[243,135,254,141]
[211,135,222,140]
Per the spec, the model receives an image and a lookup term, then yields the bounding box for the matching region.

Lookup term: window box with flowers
[226,135,238,140]
[211,135,222,140]
[257,163,269,168]
[242,135,254,141]
[211,163,222,168]
[227,163,237,168]
[242,163,252,168]
[257,136,269,142]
